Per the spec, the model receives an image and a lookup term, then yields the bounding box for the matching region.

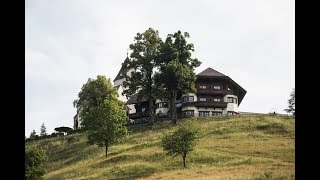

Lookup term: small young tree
[30,130,37,139]
[74,76,128,158]
[284,88,295,115]
[161,119,200,168]
[25,146,48,180]
[40,123,47,137]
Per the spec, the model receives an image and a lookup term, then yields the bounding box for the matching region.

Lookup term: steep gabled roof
[113,66,127,82]
[196,67,247,105]
[197,67,226,77]
[125,93,147,105]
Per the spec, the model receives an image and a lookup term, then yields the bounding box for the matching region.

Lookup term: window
[182,96,194,102]
[199,111,210,117]
[227,97,233,103]
[234,98,237,104]
[214,98,221,102]
[184,110,194,117]
[182,96,187,102]
[157,102,169,108]
[199,85,206,89]
[227,111,235,115]
[213,85,221,90]
[212,112,222,116]
[199,97,206,102]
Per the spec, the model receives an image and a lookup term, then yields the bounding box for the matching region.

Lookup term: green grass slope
[26,115,295,179]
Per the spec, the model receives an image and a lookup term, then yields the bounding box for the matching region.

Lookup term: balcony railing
[197,89,232,95]
[181,101,228,108]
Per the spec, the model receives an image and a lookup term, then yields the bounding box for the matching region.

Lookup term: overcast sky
[26,0,295,136]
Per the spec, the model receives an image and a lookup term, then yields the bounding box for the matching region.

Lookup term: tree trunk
[149,99,154,125]
[182,154,187,168]
[171,90,177,125]
[105,142,109,158]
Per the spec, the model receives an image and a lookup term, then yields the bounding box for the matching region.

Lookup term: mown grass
[26,115,295,179]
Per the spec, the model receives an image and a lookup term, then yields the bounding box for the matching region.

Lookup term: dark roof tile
[113,66,127,82]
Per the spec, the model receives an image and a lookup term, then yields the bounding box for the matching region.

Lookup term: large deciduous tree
[73,76,128,158]
[156,30,201,124]
[123,28,163,125]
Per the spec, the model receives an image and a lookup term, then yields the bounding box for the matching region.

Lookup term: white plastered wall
[224,94,238,113]
[155,99,169,115]
[116,85,128,102]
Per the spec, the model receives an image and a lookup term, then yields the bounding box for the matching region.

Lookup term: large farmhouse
[181,67,246,117]
[74,62,246,129]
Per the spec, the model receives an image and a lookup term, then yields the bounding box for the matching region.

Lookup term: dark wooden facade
[181,67,247,114]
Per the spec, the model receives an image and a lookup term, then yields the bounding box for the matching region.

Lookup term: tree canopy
[123,27,164,125]
[156,30,201,124]
[284,88,295,115]
[40,123,47,136]
[161,119,201,168]
[25,146,48,180]
[122,28,201,125]
[54,127,73,134]
[30,130,37,139]
[73,75,128,158]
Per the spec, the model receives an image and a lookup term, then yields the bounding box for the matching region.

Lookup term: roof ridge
[197,67,226,77]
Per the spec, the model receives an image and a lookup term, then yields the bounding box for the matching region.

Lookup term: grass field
[26,115,295,179]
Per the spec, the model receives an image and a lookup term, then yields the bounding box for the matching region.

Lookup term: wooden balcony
[181,101,228,108]
[197,89,231,95]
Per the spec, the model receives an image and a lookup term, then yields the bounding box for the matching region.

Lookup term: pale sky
[25,0,295,136]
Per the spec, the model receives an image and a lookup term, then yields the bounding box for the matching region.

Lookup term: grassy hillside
[26,115,295,179]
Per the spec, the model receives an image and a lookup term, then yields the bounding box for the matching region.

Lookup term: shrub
[25,146,48,180]
[67,136,79,144]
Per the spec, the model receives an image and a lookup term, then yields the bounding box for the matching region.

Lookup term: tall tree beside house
[40,123,47,136]
[284,88,295,115]
[156,30,201,124]
[73,75,127,158]
[123,27,163,125]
